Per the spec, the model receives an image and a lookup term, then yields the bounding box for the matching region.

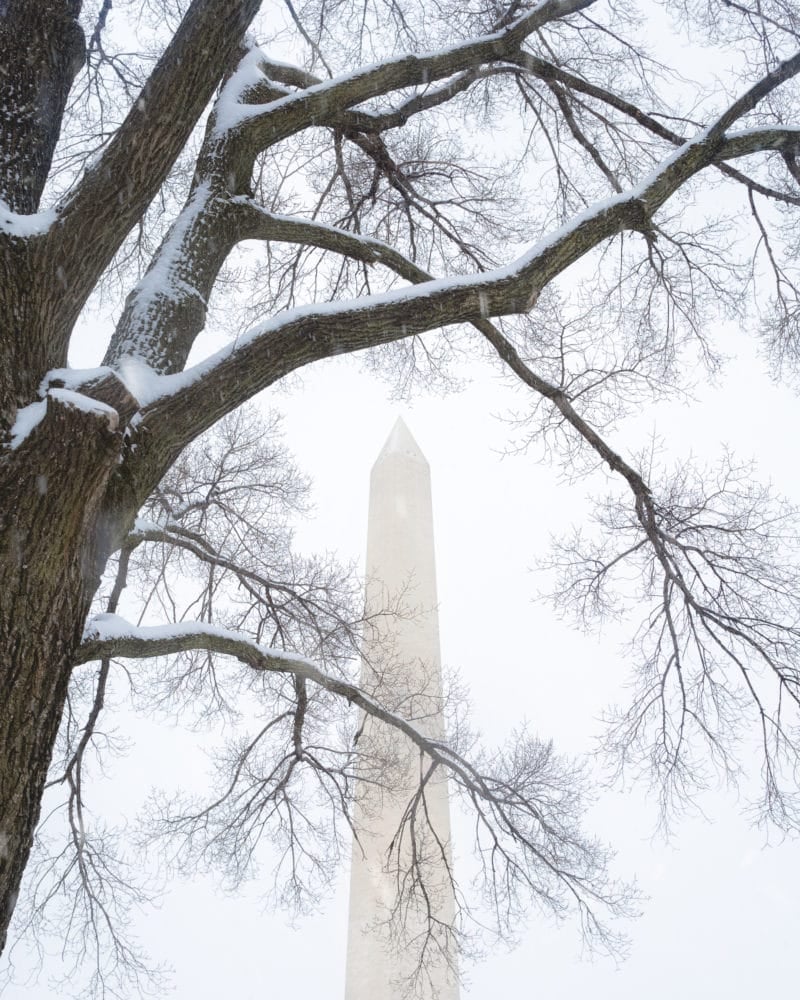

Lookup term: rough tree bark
[0,1,85,215]
[0,4,95,949]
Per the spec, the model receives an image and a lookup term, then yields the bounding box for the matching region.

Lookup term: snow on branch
[79,614,457,762]
[211,0,596,143]
[76,612,632,948]
[0,199,58,239]
[126,46,800,460]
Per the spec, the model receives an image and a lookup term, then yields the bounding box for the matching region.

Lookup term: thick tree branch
[222,2,593,156]
[49,0,263,332]
[102,3,590,375]
[0,1,85,214]
[255,61,518,134]
[123,122,800,482]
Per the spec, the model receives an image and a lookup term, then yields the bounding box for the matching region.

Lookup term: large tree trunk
[0,0,269,958]
[0,5,103,951]
[0,0,263,949]
[0,391,121,952]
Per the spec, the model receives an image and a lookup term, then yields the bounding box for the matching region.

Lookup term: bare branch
[51,0,264,331]
[77,613,632,949]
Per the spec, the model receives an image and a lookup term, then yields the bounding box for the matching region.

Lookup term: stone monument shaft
[344,418,458,1000]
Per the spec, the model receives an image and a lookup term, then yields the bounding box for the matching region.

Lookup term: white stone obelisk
[344,418,458,1000]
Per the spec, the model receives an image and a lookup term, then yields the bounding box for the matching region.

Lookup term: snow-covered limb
[76,612,630,942]
[134,113,800,460]
[252,56,510,134]
[124,196,644,435]
[76,614,522,852]
[102,1,590,376]
[75,612,552,814]
[221,10,798,167]
[39,1,264,349]
[77,614,461,769]
[213,0,595,140]
[713,124,800,160]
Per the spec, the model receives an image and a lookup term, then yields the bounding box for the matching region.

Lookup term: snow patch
[8,388,119,450]
[214,43,270,135]
[9,400,46,449]
[123,180,212,333]
[42,366,114,395]
[115,356,164,405]
[0,199,58,237]
[83,614,310,665]
[131,516,164,536]
[49,388,118,425]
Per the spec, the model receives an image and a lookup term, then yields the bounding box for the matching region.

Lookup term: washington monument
[344,417,458,1000]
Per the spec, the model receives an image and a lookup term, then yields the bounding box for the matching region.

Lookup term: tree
[2,0,800,992]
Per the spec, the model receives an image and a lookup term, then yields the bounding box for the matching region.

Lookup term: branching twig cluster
[548,453,800,827]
